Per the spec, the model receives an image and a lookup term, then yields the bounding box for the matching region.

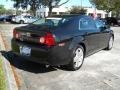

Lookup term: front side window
[95,20,105,29]
[79,19,89,29]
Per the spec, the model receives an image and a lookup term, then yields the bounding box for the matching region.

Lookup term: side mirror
[100,25,110,31]
[106,25,110,29]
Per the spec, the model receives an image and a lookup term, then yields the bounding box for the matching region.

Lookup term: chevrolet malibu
[11,15,114,71]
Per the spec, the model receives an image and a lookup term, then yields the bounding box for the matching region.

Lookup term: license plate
[20,46,31,56]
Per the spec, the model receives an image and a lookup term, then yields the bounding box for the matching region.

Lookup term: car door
[27,16,32,23]
[28,16,33,23]
[24,16,32,23]
[28,16,37,23]
[31,16,38,22]
[95,20,110,49]
[79,17,101,54]
[23,16,29,23]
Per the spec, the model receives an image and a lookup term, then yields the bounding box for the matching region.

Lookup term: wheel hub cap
[73,48,84,68]
[109,37,113,49]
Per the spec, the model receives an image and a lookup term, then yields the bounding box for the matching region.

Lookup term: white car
[12,15,38,24]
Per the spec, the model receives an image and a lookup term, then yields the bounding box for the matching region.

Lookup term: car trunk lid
[13,25,56,46]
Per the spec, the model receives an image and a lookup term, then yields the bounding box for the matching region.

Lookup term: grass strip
[0,58,6,90]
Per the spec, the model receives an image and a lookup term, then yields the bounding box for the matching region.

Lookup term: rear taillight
[39,33,55,46]
[13,29,20,39]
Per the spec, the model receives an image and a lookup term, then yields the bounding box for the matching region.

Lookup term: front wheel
[67,45,84,71]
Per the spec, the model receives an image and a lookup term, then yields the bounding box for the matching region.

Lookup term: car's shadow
[0,51,64,73]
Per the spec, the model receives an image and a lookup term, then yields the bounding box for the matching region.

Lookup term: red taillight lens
[13,29,20,39]
[39,33,55,46]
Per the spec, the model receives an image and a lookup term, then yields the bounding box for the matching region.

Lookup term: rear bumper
[11,39,71,65]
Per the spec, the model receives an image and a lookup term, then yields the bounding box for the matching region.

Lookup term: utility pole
[81,0,82,9]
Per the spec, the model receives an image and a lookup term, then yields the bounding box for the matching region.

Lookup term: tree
[89,0,120,16]
[0,5,6,15]
[12,0,42,16]
[41,0,70,16]
[112,0,120,17]
[69,6,87,14]
[90,0,115,13]
[6,9,15,15]
[12,0,70,16]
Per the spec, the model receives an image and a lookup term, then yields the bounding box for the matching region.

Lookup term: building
[36,7,69,17]
[85,7,111,18]
[36,6,111,18]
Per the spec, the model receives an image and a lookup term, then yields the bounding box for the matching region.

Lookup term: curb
[0,32,18,90]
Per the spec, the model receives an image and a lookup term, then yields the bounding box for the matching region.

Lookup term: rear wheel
[3,19,6,22]
[111,23,114,26]
[67,45,84,71]
[106,36,114,50]
[19,20,24,24]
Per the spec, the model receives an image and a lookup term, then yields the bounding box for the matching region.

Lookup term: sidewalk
[0,32,18,90]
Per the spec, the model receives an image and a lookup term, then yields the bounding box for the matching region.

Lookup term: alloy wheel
[109,37,113,49]
[73,47,84,68]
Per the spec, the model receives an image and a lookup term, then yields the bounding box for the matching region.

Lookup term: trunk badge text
[20,32,31,41]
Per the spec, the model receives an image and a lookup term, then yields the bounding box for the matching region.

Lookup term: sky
[62,0,92,7]
[0,0,92,9]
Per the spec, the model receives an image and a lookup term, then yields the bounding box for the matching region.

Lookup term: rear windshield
[32,18,61,26]
[32,18,72,27]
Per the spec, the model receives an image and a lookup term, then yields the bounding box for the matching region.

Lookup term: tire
[111,23,114,26]
[19,20,24,24]
[3,19,6,22]
[5,51,18,60]
[106,36,114,50]
[67,45,84,71]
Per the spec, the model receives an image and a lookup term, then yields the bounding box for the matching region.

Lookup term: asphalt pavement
[0,24,120,90]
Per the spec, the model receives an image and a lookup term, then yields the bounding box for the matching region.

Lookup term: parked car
[117,17,120,26]
[12,15,38,24]
[0,15,6,22]
[12,15,114,71]
[6,15,16,22]
[0,15,8,22]
[0,15,16,22]
[105,17,120,26]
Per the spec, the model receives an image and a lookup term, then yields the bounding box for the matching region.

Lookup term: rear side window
[79,18,96,30]
[24,16,31,18]
[31,16,36,19]
[24,16,27,18]
[79,19,89,29]
[47,19,59,26]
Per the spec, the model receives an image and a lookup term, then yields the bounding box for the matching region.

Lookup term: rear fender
[69,36,85,50]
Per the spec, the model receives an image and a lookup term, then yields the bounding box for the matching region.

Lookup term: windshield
[32,17,71,27]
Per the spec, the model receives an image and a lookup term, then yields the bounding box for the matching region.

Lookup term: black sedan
[105,17,120,26]
[11,15,114,71]
[0,15,16,22]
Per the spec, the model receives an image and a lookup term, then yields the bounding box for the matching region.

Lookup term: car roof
[46,17,62,20]
[50,14,84,18]
[49,15,93,21]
